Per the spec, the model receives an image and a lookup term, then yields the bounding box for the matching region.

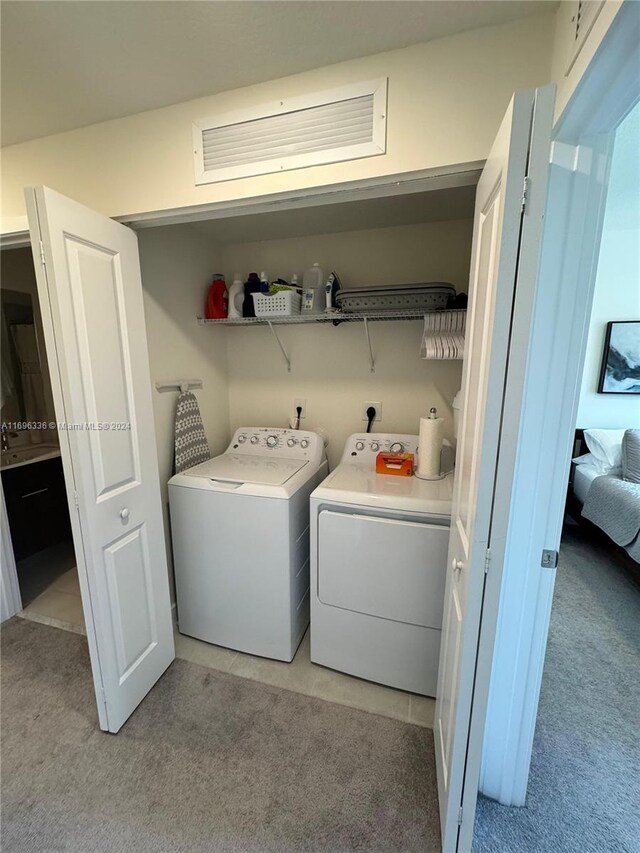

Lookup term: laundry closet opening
[134,175,478,724]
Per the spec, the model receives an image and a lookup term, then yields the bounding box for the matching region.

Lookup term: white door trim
[478,2,639,808]
[0,480,22,622]
[1,161,483,246]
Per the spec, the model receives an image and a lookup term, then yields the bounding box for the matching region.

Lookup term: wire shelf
[196,309,466,372]
[196,308,464,327]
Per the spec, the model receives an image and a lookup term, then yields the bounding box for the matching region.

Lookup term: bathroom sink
[0,444,61,470]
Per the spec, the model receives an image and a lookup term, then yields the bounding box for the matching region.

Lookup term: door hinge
[521,175,531,213]
[73,490,79,510]
[39,240,46,266]
[541,549,558,569]
[484,549,491,575]
[457,806,464,825]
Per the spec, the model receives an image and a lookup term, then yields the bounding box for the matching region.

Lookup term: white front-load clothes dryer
[310,433,453,695]
[169,428,327,661]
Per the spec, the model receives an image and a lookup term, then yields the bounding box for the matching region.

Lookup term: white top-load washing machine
[310,433,453,696]
[169,427,327,662]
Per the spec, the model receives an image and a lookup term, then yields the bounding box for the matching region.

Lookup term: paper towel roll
[417,415,443,479]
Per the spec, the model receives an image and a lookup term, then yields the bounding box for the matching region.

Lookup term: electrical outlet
[293,398,306,419]
[362,401,382,423]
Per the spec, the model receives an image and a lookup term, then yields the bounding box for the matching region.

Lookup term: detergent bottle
[205,274,228,319]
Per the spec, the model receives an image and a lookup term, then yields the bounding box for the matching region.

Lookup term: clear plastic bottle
[302,263,324,313]
[228,273,244,319]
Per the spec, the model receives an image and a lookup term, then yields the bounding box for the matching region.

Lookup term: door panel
[65,237,140,495]
[434,86,555,852]
[25,187,174,733]
[104,525,156,681]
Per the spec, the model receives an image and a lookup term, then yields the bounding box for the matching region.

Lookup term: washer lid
[184,453,308,486]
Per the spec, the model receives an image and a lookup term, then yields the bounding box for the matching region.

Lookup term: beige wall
[1,13,555,229]
[221,219,472,467]
[138,224,229,591]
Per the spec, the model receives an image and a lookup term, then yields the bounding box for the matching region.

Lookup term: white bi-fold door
[435,86,555,852]
[25,187,174,733]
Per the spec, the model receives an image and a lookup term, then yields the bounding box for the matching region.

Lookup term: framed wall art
[598,320,640,394]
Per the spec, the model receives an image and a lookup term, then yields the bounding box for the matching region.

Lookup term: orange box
[376,452,415,477]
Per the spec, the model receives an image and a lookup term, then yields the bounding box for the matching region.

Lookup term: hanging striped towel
[174,391,210,474]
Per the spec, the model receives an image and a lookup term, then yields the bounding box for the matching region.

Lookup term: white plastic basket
[252,290,301,317]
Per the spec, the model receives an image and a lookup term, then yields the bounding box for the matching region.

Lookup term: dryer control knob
[300,438,310,449]
[266,435,278,448]
[237,434,247,443]
[390,442,405,454]
[287,438,296,447]
[370,441,380,452]
[355,441,365,451]
[250,435,259,444]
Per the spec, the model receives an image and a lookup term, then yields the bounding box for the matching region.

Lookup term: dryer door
[318,510,448,629]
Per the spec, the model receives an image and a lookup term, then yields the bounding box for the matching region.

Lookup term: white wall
[577,99,640,428]
[138,225,230,592]
[0,13,555,228]
[222,219,471,467]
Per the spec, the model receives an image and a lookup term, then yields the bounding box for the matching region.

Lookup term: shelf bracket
[363,317,375,373]
[267,321,291,372]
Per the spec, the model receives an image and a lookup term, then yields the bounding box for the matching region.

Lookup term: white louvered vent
[566,1,604,74]
[193,79,387,185]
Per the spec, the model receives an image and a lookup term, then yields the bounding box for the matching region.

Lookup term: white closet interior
[138,182,477,498]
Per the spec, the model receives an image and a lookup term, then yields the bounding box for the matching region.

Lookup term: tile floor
[175,627,435,728]
[19,556,86,636]
[16,540,77,606]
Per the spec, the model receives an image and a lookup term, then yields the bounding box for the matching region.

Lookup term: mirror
[1,288,48,439]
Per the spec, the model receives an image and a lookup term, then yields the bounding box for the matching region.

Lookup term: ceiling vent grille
[193,79,387,185]
[566,1,604,73]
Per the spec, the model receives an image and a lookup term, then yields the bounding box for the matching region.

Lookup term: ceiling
[189,183,477,245]
[1,1,554,147]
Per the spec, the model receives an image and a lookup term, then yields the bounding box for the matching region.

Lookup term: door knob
[120,507,130,520]
[452,558,464,573]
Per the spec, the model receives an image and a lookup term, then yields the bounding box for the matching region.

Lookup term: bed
[567,428,640,579]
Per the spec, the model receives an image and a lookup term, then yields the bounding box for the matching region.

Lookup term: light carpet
[1,617,441,852]
[473,526,640,853]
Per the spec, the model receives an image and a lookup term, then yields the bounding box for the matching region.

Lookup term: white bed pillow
[572,452,598,466]
[583,429,626,472]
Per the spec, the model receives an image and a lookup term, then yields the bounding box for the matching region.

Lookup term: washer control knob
[390,442,404,454]
[355,440,365,451]
[237,434,247,443]
[250,435,259,445]
[287,438,296,447]
[266,435,278,448]
[370,441,380,452]
[300,438,310,449]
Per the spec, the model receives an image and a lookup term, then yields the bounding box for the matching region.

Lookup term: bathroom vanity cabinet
[1,456,72,560]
